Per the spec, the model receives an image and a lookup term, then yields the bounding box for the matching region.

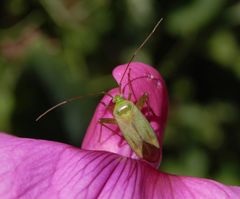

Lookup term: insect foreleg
[100,102,115,112]
[127,93,132,100]
[99,118,117,124]
[136,92,148,110]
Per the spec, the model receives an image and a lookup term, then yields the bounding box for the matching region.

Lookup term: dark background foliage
[0,0,239,185]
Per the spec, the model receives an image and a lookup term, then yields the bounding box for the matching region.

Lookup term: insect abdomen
[113,100,160,161]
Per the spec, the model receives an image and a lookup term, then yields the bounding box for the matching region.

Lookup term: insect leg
[98,118,118,143]
[98,118,126,146]
[99,118,117,124]
[145,96,156,116]
[127,68,137,101]
[137,93,155,116]
[136,92,148,110]
[127,93,132,100]
[100,102,114,112]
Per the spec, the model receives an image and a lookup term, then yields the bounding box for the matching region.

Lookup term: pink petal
[0,133,239,199]
[82,62,168,167]
[146,171,240,198]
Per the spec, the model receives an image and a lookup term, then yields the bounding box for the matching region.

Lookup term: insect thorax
[113,99,134,118]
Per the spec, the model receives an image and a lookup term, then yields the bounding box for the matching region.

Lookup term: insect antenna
[119,18,163,94]
[36,19,162,121]
[35,91,107,122]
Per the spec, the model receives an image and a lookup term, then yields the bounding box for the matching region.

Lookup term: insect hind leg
[98,118,125,144]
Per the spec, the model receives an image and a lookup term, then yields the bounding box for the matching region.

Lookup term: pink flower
[0,62,239,199]
[82,62,168,168]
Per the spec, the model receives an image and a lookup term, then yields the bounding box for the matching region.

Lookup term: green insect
[98,19,162,161]
[36,19,162,162]
[99,92,160,161]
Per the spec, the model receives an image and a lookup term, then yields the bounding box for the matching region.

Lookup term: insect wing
[131,105,160,148]
[115,102,160,160]
[115,116,143,158]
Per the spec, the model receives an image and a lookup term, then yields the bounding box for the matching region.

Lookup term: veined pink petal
[0,133,239,199]
[146,171,240,198]
[82,62,168,167]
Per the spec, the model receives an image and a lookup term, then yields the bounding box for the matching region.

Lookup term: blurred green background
[0,0,239,185]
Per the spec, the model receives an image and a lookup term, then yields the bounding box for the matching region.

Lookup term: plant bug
[36,19,164,162]
[93,19,164,162]
[99,92,160,162]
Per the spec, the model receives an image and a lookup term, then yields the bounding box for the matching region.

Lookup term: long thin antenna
[119,18,163,93]
[35,91,106,122]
